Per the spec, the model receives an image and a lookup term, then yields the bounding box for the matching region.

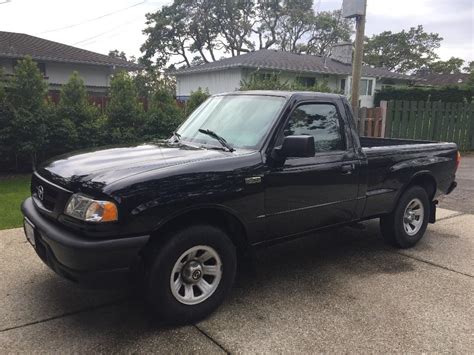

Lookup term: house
[414,70,471,87]
[172,43,413,108]
[0,31,142,95]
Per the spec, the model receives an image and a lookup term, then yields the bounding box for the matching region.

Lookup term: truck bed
[360,136,456,157]
[359,136,458,219]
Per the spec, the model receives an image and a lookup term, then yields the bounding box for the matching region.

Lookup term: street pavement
[0,158,473,353]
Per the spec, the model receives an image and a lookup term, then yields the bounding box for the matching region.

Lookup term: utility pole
[348,0,367,119]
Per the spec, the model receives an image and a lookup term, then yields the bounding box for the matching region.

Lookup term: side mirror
[275,135,315,158]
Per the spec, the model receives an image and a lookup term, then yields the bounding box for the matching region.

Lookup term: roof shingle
[415,72,470,86]
[172,49,412,80]
[0,31,142,70]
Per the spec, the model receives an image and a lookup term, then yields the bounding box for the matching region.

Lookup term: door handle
[341,163,355,175]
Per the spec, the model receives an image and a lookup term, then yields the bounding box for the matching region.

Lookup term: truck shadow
[28,219,416,333]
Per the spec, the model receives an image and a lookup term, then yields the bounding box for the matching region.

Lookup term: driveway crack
[0,299,127,333]
[194,324,231,354]
[393,252,473,278]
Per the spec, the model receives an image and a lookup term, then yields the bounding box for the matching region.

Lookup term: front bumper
[446,181,457,195]
[21,197,150,287]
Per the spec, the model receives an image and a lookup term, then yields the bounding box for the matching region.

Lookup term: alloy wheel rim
[403,198,424,236]
[170,245,222,305]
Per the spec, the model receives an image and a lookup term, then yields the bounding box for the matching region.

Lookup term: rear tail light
[455,151,461,172]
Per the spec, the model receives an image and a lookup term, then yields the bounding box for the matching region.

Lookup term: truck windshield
[177,95,286,150]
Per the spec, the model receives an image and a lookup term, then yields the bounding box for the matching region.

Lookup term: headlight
[64,194,118,223]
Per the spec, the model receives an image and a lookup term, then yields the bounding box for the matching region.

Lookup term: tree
[253,0,282,50]
[140,0,354,69]
[142,86,184,140]
[141,2,193,69]
[52,72,104,152]
[364,25,443,73]
[277,0,314,53]
[186,87,210,114]
[429,57,465,74]
[0,68,14,168]
[109,49,136,63]
[8,56,48,167]
[464,61,474,89]
[106,71,143,143]
[134,70,176,99]
[463,61,474,73]
[213,0,255,56]
[304,10,352,56]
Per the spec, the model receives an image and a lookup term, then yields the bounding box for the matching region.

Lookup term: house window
[340,78,346,93]
[295,76,316,88]
[359,79,374,95]
[254,73,273,81]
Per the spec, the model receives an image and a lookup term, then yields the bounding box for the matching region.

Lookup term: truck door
[264,100,360,239]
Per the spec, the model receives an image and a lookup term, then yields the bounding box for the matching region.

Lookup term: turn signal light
[455,151,461,172]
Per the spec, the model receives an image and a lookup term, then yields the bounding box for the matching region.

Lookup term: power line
[72,16,144,46]
[37,0,146,35]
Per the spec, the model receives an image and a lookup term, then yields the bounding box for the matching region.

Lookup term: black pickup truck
[21,91,459,324]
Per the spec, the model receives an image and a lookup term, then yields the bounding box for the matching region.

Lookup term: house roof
[0,31,142,70]
[171,49,412,80]
[415,72,470,86]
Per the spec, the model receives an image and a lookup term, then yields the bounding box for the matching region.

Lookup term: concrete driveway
[1,157,473,353]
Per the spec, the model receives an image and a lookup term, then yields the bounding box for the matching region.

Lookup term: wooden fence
[358,100,474,150]
[357,104,386,138]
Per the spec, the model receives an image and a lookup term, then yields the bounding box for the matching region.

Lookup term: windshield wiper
[171,131,181,142]
[198,128,234,152]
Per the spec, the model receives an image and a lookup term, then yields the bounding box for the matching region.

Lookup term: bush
[106,71,144,144]
[142,87,184,140]
[240,72,332,93]
[0,68,15,169]
[186,87,210,114]
[55,71,104,150]
[7,56,49,168]
[0,67,186,173]
[374,86,474,106]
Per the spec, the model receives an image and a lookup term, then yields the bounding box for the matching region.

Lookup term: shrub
[142,87,184,140]
[106,71,144,144]
[186,87,210,114]
[240,72,332,93]
[0,68,14,169]
[54,71,103,150]
[7,56,49,168]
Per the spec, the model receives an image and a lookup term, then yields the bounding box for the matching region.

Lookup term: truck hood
[37,142,235,192]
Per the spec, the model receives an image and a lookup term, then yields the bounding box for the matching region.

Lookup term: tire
[146,224,237,324]
[380,186,430,249]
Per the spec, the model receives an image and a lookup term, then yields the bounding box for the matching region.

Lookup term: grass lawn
[0,175,31,230]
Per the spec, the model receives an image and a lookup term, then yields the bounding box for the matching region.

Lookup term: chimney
[329,42,353,65]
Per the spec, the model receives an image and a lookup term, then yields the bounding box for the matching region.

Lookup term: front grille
[31,173,72,219]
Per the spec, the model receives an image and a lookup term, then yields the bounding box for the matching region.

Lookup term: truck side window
[284,103,345,152]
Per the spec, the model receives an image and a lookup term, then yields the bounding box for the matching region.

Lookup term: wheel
[145,224,237,324]
[380,186,430,248]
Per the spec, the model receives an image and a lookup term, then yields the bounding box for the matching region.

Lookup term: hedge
[375,86,474,106]
[0,57,186,173]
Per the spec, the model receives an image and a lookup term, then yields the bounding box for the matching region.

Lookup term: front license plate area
[24,218,36,248]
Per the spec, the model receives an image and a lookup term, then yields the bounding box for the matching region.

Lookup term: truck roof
[215,90,345,100]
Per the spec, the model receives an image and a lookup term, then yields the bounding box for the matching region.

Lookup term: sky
[0,0,473,63]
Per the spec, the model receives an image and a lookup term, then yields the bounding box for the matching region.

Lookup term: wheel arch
[147,205,250,255]
[391,171,437,213]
